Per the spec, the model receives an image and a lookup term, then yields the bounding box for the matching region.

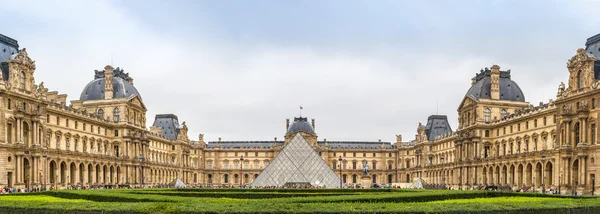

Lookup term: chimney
[286,119,290,131]
[104,65,114,100]
[311,119,315,130]
[490,65,500,100]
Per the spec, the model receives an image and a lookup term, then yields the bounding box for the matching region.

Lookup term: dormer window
[19,71,25,90]
[578,70,583,89]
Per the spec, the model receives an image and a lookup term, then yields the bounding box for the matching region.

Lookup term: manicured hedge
[0,188,599,213]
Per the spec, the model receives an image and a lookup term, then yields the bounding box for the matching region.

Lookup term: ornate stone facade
[0,33,599,195]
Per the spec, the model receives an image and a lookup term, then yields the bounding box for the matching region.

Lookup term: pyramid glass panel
[250,133,341,188]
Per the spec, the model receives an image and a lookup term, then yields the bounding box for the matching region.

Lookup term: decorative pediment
[567,48,596,69]
[457,96,478,111]
[6,48,36,70]
[127,95,146,110]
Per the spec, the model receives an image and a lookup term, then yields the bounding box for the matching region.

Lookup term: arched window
[97,109,104,119]
[19,71,25,90]
[500,109,508,119]
[484,108,491,123]
[22,122,29,146]
[574,122,580,145]
[578,70,583,89]
[113,108,120,122]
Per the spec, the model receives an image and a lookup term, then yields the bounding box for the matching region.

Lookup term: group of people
[0,186,44,194]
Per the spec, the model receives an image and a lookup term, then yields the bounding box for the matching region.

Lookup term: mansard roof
[205,140,393,149]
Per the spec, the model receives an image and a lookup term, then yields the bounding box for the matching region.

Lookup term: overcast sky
[2,0,600,143]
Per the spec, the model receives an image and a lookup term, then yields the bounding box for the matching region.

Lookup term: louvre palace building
[1,32,600,194]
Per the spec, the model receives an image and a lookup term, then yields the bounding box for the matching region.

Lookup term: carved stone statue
[396,134,402,142]
[557,82,566,97]
[363,162,369,176]
[199,134,204,142]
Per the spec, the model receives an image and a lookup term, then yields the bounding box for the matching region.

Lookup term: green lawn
[0,188,598,213]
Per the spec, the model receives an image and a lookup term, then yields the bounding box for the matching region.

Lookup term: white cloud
[2,0,596,144]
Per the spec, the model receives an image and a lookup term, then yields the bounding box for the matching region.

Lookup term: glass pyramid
[250,133,341,188]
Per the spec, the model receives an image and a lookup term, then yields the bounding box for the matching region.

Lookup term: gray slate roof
[0,33,19,81]
[465,68,525,102]
[205,140,393,149]
[80,67,140,101]
[424,115,452,141]
[152,114,180,140]
[206,141,284,149]
[585,33,600,79]
[287,117,314,135]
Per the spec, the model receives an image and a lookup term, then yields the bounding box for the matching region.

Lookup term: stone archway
[60,162,67,185]
[23,158,31,189]
[88,164,93,184]
[573,159,579,186]
[49,160,57,185]
[518,164,524,186]
[79,163,84,184]
[510,165,515,186]
[70,162,76,184]
[545,162,553,186]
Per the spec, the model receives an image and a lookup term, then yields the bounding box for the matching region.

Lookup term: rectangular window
[543,117,547,126]
[66,119,69,127]
[7,99,10,110]
[56,116,60,125]
[372,153,376,157]
[46,114,50,123]
[114,130,119,137]
[510,126,513,133]
[83,123,86,131]
[75,121,78,129]
[343,152,346,157]
[592,124,596,145]
[593,98,596,109]
[503,127,506,135]
[534,119,538,128]
[518,123,521,131]
[7,123,12,144]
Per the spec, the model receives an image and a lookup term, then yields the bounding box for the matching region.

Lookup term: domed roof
[287,117,315,135]
[465,68,525,102]
[80,67,141,101]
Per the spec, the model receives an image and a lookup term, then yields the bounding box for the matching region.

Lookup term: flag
[300,106,303,110]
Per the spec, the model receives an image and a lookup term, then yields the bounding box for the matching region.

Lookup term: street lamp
[240,156,244,188]
[138,154,144,187]
[440,155,445,189]
[43,153,47,191]
[541,153,546,194]
[338,156,343,188]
